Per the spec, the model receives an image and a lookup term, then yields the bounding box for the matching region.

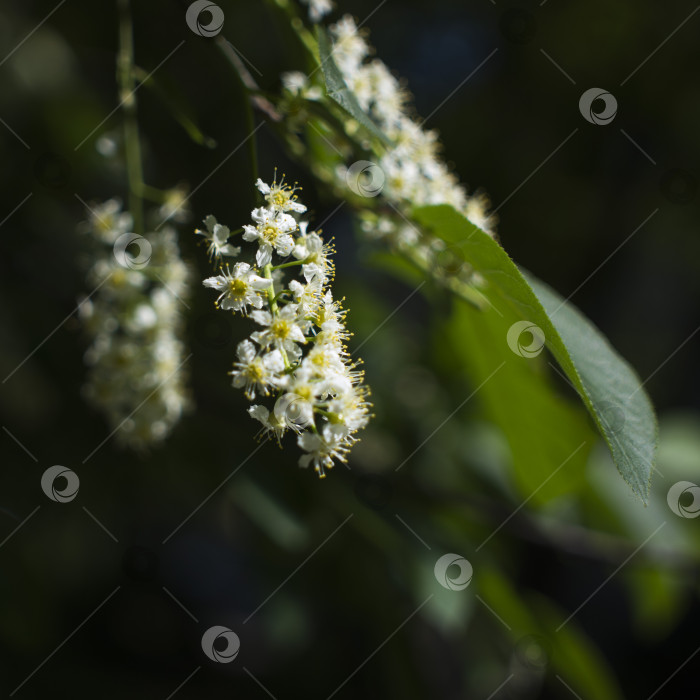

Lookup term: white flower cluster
[329,16,496,233]
[79,200,191,450]
[198,176,371,478]
[281,16,496,293]
[300,0,334,22]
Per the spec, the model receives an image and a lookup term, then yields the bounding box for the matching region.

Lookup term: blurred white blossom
[79,199,191,450]
[280,15,497,299]
[301,0,334,22]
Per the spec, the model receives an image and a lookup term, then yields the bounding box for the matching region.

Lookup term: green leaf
[414,204,657,502]
[316,26,392,145]
[442,299,594,502]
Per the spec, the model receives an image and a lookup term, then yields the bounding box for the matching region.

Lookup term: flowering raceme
[328,15,497,235]
[280,15,496,305]
[79,200,191,449]
[197,176,371,477]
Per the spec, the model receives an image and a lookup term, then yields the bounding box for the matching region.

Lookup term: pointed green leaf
[414,204,657,502]
[442,299,594,502]
[316,26,392,145]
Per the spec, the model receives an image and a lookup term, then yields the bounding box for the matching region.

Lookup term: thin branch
[425,487,700,574]
[117,0,145,234]
[215,37,283,123]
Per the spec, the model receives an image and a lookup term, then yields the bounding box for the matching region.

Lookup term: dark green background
[1,1,699,698]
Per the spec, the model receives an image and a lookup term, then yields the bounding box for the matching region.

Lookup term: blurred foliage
[1,1,699,699]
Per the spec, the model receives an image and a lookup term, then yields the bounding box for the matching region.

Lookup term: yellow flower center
[228,278,248,297]
[311,353,329,368]
[262,224,279,244]
[295,386,313,400]
[271,319,290,339]
[272,191,287,207]
[246,362,264,381]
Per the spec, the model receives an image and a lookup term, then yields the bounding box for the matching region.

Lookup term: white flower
[250,303,307,357]
[203,262,272,314]
[366,60,405,128]
[229,340,285,399]
[297,343,345,382]
[326,389,371,434]
[249,404,287,443]
[329,16,369,76]
[301,0,334,22]
[86,199,132,244]
[124,303,158,333]
[196,215,241,259]
[274,390,316,433]
[281,71,322,100]
[293,226,334,284]
[243,207,297,266]
[289,276,324,315]
[282,71,308,95]
[298,424,351,478]
[313,291,350,346]
[256,177,307,214]
[159,186,190,224]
